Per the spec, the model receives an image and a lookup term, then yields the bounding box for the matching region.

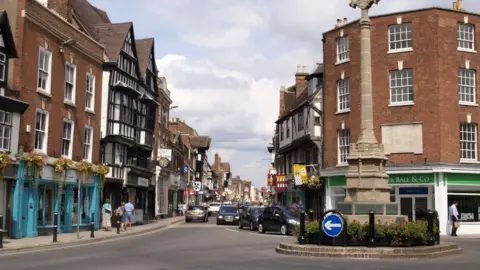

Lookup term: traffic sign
[322,213,343,237]
[193,181,202,192]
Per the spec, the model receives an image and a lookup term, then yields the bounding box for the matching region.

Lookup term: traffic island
[275,242,462,259]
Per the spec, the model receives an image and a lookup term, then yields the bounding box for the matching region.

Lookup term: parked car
[257,206,300,235]
[238,206,264,231]
[185,205,209,223]
[216,205,239,225]
[208,202,221,216]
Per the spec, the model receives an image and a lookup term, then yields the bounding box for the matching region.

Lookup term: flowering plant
[0,152,13,182]
[23,151,46,186]
[92,163,110,196]
[53,158,74,174]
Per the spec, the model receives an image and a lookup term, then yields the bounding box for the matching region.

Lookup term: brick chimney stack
[279,86,286,117]
[48,0,73,23]
[295,64,308,99]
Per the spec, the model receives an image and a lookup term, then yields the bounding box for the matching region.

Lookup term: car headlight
[218,215,224,219]
[235,216,239,219]
[288,219,299,225]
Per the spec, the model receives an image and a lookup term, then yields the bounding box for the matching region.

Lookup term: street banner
[275,174,287,192]
[267,168,276,186]
[293,164,308,186]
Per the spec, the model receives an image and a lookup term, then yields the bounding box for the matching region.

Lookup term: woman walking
[102,198,112,231]
[116,202,127,231]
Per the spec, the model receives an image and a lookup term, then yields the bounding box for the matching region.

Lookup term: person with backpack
[116,202,127,231]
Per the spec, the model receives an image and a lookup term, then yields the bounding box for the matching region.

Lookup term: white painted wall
[435,172,448,235]
[10,112,21,156]
[100,71,110,139]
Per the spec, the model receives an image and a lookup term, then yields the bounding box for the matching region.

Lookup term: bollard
[368,210,375,247]
[90,212,95,238]
[308,209,314,222]
[0,213,4,248]
[116,213,121,235]
[53,212,58,242]
[427,210,435,246]
[436,214,440,245]
[298,211,306,245]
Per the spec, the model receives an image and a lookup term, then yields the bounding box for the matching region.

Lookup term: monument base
[336,202,407,224]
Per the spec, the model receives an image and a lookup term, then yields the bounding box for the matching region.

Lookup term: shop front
[155,166,169,218]
[10,161,101,239]
[125,174,150,224]
[168,173,179,216]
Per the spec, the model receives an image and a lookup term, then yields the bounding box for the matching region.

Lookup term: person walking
[178,202,183,216]
[116,202,127,231]
[102,199,112,231]
[124,201,135,229]
[449,201,459,236]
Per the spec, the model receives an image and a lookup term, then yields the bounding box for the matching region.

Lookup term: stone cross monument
[338,0,401,222]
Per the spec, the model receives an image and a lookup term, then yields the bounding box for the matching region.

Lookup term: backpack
[116,206,124,216]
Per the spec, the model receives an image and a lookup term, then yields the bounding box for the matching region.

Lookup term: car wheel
[280,224,288,235]
[238,221,243,229]
[250,221,254,231]
[258,223,265,233]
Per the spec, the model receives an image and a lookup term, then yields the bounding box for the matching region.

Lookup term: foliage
[92,163,110,197]
[23,151,46,186]
[346,220,368,240]
[374,221,388,238]
[0,152,12,182]
[76,161,93,182]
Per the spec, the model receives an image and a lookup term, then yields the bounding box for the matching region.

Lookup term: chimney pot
[296,64,302,73]
[280,86,286,92]
[343,18,348,24]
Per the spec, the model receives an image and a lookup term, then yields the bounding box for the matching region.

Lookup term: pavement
[0,217,479,269]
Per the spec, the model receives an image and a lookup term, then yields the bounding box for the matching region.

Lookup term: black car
[216,206,239,225]
[257,206,300,235]
[238,206,264,230]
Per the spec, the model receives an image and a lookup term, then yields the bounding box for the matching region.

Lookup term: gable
[122,30,135,58]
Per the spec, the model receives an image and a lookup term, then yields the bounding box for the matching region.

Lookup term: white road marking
[248,232,288,238]
[225,228,239,233]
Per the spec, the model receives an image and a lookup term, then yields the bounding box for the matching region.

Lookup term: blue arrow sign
[322,214,343,237]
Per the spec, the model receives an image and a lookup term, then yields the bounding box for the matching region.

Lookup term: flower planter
[307,233,319,245]
[319,235,345,246]
[347,236,367,246]
[375,237,389,247]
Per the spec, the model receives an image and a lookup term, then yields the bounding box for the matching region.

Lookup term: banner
[293,164,308,186]
[275,174,287,192]
[267,168,277,186]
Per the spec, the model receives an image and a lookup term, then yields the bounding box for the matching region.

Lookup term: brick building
[1,0,105,238]
[322,5,480,235]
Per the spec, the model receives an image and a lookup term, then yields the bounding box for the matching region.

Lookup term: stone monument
[337,0,404,223]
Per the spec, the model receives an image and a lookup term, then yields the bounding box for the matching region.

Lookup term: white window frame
[85,73,95,111]
[64,62,76,104]
[388,23,413,53]
[389,69,414,106]
[457,23,476,52]
[460,123,478,162]
[37,47,52,93]
[0,53,6,82]
[61,119,74,158]
[83,125,93,162]
[337,79,350,113]
[34,109,49,153]
[336,36,349,64]
[459,68,477,105]
[337,128,350,165]
[0,110,12,151]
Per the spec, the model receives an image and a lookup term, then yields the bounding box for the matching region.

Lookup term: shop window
[448,192,480,222]
[73,187,91,225]
[390,188,396,203]
[37,184,55,226]
[331,187,345,210]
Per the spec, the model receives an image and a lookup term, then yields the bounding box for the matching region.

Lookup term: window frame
[337,128,350,165]
[297,110,305,131]
[85,73,95,111]
[83,125,93,162]
[0,109,12,151]
[337,79,350,113]
[388,23,413,53]
[61,119,74,158]
[37,47,52,93]
[460,123,478,162]
[458,68,477,105]
[457,23,476,52]
[336,36,350,64]
[0,52,6,82]
[34,109,49,153]
[389,69,414,105]
[64,62,77,103]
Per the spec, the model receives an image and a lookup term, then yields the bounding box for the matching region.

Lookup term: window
[338,129,350,164]
[85,73,95,111]
[122,31,134,57]
[0,53,6,82]
[280,123,284,141]
[448,190,480,222]
[460,123,477,161]
[37,184,55,226]
[337,79,350,112]
[83,126,93,161]
[388,23,412,51]
[37,47,52,92]
[0,110,12,151]
[314,116,321,126]
[298,110,304,130]
[459,69,476,104]
[34,110,49,152]
[331,187,346,210]
[336,36,349,63]
[65,63,76,103]
[61,120,74,158]
[457,23,475,51]
[286,118,290,138]
[390,69,414,104]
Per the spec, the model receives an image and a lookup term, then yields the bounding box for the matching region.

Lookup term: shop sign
[293,164,308,185]
[388,174,434,185]
[138,177,149,187]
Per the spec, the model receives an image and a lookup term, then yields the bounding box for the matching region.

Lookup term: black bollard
[427,210,435,246]
[53,212,58,243]
[116,213,121,235]
[308,209,314,222]
[436,213,440,245]
[298,211,306,245]
[0,213,4,248]
[90,212,95,238]
[368,210,375,247]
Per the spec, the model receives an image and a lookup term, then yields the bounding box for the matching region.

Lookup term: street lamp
[170,105,178,110]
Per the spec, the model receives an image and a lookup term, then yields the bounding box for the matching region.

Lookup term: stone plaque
[354,203,384,215]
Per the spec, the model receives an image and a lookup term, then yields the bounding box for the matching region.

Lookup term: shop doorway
[399,187,429,221]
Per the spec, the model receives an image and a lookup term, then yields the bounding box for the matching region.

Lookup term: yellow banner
[293,164,308,185]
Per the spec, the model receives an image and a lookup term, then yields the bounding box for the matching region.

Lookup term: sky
[90,0,477,189]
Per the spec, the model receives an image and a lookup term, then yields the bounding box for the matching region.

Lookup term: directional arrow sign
[322,214,343,237]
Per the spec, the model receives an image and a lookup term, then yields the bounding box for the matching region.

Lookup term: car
[238,206,264,231]
[257,206,300,235]
[216,205,239,225]
[185,205,209,223]
[208,202,221,216]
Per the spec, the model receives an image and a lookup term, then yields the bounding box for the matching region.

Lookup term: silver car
[185,205,209,223]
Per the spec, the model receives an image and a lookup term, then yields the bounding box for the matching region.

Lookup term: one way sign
[322,214,344,237]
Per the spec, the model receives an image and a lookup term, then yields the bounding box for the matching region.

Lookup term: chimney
[453,0,465,11]
[343,17,348,25]
[335,19,342,28]
[48,0,73,23]
[279,86,286,116]
[295,64,308,99]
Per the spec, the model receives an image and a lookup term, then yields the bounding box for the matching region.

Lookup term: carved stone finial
[350,0,380,9]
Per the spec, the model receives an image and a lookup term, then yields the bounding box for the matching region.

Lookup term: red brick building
[322,6,480,235]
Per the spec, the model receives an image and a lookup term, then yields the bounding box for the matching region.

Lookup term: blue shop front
[10,161,101,239]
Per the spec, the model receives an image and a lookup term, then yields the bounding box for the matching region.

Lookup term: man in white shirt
[449,201,459,236]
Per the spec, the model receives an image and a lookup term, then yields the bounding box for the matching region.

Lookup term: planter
[375,237,389,247]
[347,236,367,246]
[307,233,319,245]
[319,235,345,246]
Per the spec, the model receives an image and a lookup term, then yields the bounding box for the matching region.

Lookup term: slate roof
[91,22,132,62]
[135,38,154,75]
[190,136,212,149]
[71,0,110,36]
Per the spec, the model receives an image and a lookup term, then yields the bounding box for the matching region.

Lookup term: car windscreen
[220,207,238,214]
[251,208,264,215]
[282,208,301,218]
[188,206,204,211]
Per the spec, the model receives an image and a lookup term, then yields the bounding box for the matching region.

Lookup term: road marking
[225,228,239,233]
[248,232,287,238]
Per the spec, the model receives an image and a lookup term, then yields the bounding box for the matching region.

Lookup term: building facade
[322,6,480,235]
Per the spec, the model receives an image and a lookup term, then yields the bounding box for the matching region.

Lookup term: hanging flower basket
[0,152,13,182]
[76,161,93,182]
[23,151,46,186]
[53,158,74,186]
[92,163,110,197]
[307,175,322,188]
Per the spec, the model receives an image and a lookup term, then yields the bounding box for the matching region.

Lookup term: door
[414,197,428,220]
[400,197,413,221]
[271,208,283,231]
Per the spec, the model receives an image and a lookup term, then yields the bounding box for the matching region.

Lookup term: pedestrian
[102,198,112,231]
[449,201,459,236]
[183,201,188,214]
[297,200,304,211]
[178,202,183,216]
[116,202,126,231]
[124,201,135,229]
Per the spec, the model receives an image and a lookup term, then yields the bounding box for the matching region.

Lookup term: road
[1,218,479,270]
